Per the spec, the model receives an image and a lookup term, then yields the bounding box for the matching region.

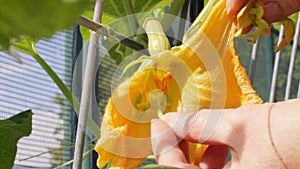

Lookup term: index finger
[162,109,240,147]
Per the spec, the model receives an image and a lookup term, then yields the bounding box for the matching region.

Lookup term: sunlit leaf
[0,0,90,50]
[0,110,33,169]
[102,0,172,25]
[80,0,172,41]
[80,0,185,65]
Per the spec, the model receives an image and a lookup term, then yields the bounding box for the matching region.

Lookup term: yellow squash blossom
[95,0,294,168]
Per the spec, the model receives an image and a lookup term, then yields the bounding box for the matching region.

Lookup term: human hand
[226,0,300,23]
[151,99,300,169]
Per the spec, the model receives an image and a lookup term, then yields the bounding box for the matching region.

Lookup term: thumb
[162,109,240,147]
[263,1,300,23]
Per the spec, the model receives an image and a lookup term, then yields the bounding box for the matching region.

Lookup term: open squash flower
[95,0,295,168]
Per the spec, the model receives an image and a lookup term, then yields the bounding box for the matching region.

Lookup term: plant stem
[72,0,104,168]
[78,16,149,56]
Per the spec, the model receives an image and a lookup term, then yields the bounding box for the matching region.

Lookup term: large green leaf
[81,0,172,41]
[80,0,175,65]
[102,0,172,25]
[0,0,90,50]
[0,110,33,169]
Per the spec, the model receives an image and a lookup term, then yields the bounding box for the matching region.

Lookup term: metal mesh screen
[0,30,76,168]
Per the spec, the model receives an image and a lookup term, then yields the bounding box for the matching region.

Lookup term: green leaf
[80,0,185,65]
[80,0,172,41]
[136,164,181,169]
[0,0,90,50]
[101,33,147,65]
[0,110,33,169]
[13,40,100,138]
[102,0,172,25]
